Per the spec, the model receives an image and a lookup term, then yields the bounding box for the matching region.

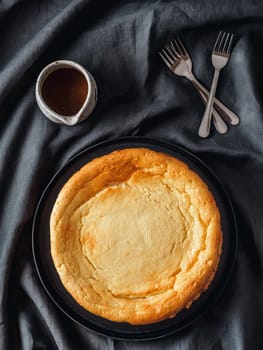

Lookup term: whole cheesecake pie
[50,148,222,325]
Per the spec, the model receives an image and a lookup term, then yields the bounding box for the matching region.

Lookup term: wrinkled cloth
[1,0,263,349]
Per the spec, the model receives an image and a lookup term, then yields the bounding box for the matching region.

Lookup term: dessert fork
[199,32,234,138]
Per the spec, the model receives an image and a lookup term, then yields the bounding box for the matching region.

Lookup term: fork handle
[192,77,240,126]
[199,69,220,138]
[192,81,228,134]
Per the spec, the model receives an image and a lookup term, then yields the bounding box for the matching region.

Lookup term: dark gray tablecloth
[1,0,263,349]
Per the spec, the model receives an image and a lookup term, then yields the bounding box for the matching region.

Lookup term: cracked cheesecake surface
[50,148,222,324]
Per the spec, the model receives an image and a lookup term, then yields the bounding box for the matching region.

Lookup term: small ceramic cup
[35,60,97,126]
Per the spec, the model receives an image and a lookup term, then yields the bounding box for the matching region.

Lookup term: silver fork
[199,32,234,138]
[160,38,239,132]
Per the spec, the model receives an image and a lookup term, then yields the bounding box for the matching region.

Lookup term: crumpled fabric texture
[0,0,263,349]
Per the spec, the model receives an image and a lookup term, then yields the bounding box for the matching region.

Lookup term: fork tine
[214,31,234,54]
[161,49,174,65]
[167,42,180,58]
[176,37,189,57]
[226,33,234,54]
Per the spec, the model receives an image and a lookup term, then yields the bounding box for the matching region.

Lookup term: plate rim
[32,136,238,340]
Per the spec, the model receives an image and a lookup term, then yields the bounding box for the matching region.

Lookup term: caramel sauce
[42,68,88,116]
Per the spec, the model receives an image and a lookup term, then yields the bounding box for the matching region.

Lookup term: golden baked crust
[50,148,222,325]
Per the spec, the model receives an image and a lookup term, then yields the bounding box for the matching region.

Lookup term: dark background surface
[1,0,263,349]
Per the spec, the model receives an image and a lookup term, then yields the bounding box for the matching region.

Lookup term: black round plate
[32,137,237,340]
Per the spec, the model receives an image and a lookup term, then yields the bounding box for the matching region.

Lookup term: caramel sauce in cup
[36,61,97,126]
